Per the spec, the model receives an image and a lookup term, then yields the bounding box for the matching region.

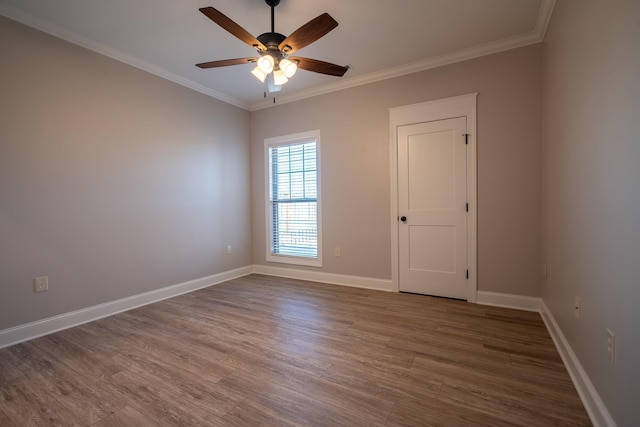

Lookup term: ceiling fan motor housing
[257,32,286,50]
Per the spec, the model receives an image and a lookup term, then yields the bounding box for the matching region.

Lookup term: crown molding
[535,0,557,40]
[0,4,249,110]
[249,0,556,111]
[2,0,555,112]
[249,30,540,111]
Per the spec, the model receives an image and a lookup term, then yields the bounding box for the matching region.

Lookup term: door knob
[400,216,407,222]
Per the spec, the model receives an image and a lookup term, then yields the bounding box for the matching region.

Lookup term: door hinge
[464,133,469,145]
[466,270,469,279]
[466,203,469,212]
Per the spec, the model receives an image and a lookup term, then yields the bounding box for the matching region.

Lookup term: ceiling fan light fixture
[279,58,298,78]
[257,54,275,74]
[196,3,348,93]
[273,69,289,85]
[251,66,267,82]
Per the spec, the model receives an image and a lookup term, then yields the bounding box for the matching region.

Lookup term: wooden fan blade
[291,57,349,77]
[279,13,338,54]
[196,58,257,69]
[199,7,266,51]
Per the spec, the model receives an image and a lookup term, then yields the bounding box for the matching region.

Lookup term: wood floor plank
[0,274,591,426]
[412,355,586,415]
[31,331,124,381]
[0,377,85,426]
[0,407,15,427]
[3,342,125,424]
[105,369,226,426]
[221,398,304,427]
[0,345,25,386]
[219,369,388,427]
[386,400,516,427]
[90,405,158,427]
[438,377,591,426]
[319,355,444,405]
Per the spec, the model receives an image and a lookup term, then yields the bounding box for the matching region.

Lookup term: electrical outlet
[574,296,580,319]
[335,247,341,257]
[226,245,232,255]
[606,329,615,364]
[34,276,48,293]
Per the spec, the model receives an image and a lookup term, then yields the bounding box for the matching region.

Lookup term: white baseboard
[0,265,616,427]
[0,266,253,349]
[476,290,542,312]
[478,292,615,426]
[539,300,617,427]
[252,264,393,292]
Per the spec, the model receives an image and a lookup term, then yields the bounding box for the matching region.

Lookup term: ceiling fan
[196,0,349,92]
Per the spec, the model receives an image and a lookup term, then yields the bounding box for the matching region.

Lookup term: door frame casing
[389,93,478,302]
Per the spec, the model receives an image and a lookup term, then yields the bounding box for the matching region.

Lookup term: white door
[397,117,468,299]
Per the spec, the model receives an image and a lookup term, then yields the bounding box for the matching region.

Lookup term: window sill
[266,254,322,268]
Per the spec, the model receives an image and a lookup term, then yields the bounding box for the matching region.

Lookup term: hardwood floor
[0,274,591,426]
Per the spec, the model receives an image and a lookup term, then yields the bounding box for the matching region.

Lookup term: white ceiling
[0,0,555,110]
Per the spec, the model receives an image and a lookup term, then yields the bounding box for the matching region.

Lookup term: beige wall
[0,16,252,330]
[541,1,640,425]
[251,44,542,296]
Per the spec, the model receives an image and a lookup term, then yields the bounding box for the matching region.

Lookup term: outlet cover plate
[606,329,615,364]
[34,276,48,293]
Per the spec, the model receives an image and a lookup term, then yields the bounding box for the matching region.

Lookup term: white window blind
[266,131,321,266]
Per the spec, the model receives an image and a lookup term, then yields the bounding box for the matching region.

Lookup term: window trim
[264,130,322,267]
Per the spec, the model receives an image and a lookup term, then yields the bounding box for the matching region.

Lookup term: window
[265,130,322,267]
